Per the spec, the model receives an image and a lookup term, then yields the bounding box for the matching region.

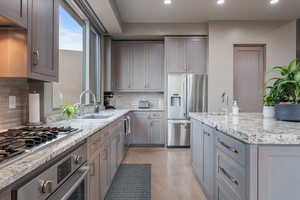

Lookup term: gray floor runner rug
[105,164,151,200]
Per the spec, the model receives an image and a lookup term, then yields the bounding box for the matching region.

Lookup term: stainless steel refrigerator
[167,73,208,147]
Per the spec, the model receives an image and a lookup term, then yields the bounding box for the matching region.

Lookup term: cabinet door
[100,146,109,200]
[149,119,164,144]
[186,38,207,74]
[0,0,28,28]
[191,120,204,182]
[30,0,58,81]
[202,126,215,200]
[89,152,101,200]
[165,38,186,73]
[112,44,131,90]
[110,135,119,180]
[131,112,149,145]
[117,131,125,165]
[132,44,146,90]
[145,43,164,91]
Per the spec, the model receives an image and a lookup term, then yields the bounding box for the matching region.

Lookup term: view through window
[52,5,85,108]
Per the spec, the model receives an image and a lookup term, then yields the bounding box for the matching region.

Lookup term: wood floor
[122,147,207,200]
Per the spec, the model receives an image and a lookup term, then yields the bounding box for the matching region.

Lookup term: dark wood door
[0,0,28,28]
[29,0,59,81]
[234,46,265,112]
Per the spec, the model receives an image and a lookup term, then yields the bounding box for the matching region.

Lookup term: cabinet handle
[89,162,95,176]
[217,139,239,154]
[204,131,210,136]
[219,167,239,186]
[103,149,108,160]
[32,50,39,66]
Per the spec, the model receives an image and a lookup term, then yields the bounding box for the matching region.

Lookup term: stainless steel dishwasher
[167,120,191,147]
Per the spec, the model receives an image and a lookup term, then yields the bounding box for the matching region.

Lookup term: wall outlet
[9,96,16,109]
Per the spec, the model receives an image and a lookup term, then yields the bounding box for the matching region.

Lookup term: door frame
[233,44,266,111]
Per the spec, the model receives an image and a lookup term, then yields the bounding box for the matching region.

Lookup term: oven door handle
[47,165,89,200]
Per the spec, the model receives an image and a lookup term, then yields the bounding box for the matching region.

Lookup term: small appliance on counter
[104,91,116,109]
[138,100,151,109]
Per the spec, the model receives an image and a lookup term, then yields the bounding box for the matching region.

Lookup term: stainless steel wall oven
[12,142,88,200]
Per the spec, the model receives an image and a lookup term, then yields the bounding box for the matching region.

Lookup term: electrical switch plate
[9,96,16,109]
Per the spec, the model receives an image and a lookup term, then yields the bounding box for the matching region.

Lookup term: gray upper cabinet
[165,37,186,73]
[165,37,207,73]
[186,38,207,74]
[113,44,131,90]
[132,44,146,90]
[146,44,164,90]
[0,0,28,28]
[112,41,164,92]
[29,0,59,81]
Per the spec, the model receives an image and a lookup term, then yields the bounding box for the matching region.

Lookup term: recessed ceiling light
[270,0,279,4]
[164,0,172,5]
[217,0,225,5]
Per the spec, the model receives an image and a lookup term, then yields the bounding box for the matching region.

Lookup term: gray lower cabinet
[112,42,164,92]
[131,112,149,144]
[0,0,28,28]
[191,119,215,200]
[191,119,204,181]
[88,151,101,200]
[258,146,300,200]
[28,0,59,81]
[131,112,165,145]
[88,118,126,200]
[99,144,110,200]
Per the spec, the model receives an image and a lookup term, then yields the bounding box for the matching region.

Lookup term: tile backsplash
[0,78,28,129]
[114,92,164,109]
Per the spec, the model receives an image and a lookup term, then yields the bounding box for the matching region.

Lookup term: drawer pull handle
[218,139,239,154]
[89,162,95,176]
[219,167,239,186]
[204,131,210,136]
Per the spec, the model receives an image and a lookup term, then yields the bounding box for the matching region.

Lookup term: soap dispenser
[232,100,239,116]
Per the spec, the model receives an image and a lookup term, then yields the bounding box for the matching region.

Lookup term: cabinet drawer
[217,180,241,200]
[216,133,246,166]
[216,150,246,200]
[149,112,163,119]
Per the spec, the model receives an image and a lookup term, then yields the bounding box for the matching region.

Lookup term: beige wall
[208,20,297,112]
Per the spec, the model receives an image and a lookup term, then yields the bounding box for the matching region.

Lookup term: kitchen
[0,0,300,200]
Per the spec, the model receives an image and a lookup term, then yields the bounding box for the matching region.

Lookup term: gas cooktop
[0,126,81,166]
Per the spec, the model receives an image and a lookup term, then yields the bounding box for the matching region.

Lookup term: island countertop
[189,112,300,145]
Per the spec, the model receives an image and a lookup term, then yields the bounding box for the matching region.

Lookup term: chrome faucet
[221,92,229,115]
[79,89,96,106]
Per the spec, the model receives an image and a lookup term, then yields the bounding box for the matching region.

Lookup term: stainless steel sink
[81,114,112,119]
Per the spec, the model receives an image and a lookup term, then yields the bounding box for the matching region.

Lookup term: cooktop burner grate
[0,126,80,165]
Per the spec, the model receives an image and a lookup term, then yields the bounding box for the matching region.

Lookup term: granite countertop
[130,108,165,112]
[0,109,130,192]
[190,112,300,145]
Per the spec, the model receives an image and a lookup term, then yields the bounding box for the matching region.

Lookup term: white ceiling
[114,0,300,23]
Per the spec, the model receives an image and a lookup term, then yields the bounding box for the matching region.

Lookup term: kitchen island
[190,112,300,200]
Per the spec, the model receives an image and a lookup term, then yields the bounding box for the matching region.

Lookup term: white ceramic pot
[263,106,275,118]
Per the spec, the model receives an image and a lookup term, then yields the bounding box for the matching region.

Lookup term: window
[49,0,103,110]
[52,4,85,108]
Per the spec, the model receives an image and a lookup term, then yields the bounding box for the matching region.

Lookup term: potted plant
[60,102,79,120]
[263,90,276,118]
[266,59,300,121]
